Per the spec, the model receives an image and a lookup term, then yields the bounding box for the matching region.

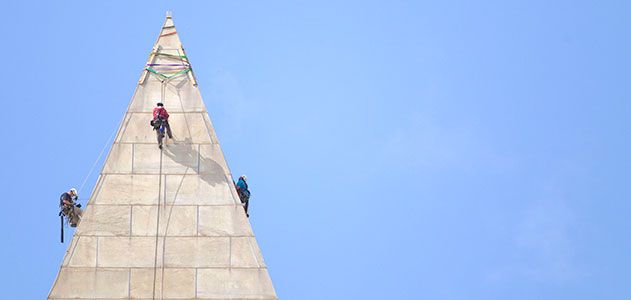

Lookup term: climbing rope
[159,31,178,37]
[161,80,166,103]
[158,172,188,300]
[143,46,191,82]
[146,66,191,79]
[150,69,179,299]
[151,148,164,300]
[78,126,118,194]
[146,63,190,67]
[155,62,196,296]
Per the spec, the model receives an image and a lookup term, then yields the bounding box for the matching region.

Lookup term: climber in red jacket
[152,102,173,149]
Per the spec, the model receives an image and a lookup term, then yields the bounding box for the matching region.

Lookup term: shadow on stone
[162,137,229,187]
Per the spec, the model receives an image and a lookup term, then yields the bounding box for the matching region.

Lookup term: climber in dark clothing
[59,188,82,227]
[235,175,251,217]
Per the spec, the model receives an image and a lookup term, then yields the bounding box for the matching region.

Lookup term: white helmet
[70,188,78,197]
[240,175,247,181]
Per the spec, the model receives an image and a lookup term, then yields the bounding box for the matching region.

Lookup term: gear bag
[150,117,164,130]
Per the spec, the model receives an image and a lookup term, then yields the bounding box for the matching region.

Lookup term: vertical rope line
[154,53,195,296]
[161,80,166,102]
[150,48,193,300]
[151,149,164,300]
[159,168,189,300]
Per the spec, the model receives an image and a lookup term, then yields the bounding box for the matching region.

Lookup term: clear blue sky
[0,1,629,299]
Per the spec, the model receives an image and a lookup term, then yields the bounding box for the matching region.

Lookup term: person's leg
[237,191,244,203]
[68,208,77,227]
[244,197,249,215]
[70,206,83,226]
[156,129,163,148]
[242,195,250,217]
[61,206,70,218]
[165,121,173,139]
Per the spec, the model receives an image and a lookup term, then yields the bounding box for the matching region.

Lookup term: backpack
[150,117,164,130]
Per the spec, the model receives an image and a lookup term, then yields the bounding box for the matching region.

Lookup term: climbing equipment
[59,201,82,243]
[151,146,164,299]
[145,66,191,79]
[156,118,168,149]
[159,31,178,37]
[59,124,116,243]
[59,213,64,243]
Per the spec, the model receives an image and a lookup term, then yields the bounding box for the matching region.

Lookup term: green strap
[146,67,191,79]
[168,68,191,77]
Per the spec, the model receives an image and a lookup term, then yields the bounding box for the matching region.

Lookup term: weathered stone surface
[49,267,129,299]
[49,14,276,300]
[134,143,200,174]
[199,144,230,174]
[62,236,97,267]
[76,205,131,236]
[103,143,132,173]
[169,113,213,144]
[130,267,158,299]
[95,174,160,205]
[132,205,197,236]
[198,206,253,237]
[97,237,159,267]
[231,237,266,268]
[165,175,237,205]
[163,237,230,267]
[163,268,197,298]
[197,268,276,299]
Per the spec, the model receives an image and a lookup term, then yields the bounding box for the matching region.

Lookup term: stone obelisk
[48,13,277,300]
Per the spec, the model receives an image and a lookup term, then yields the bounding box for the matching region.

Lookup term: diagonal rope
[159,31,177,37]
[78,126,118,194]
[146,67,191,79]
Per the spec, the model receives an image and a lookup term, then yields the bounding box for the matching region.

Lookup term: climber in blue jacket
[235,175,250,217]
